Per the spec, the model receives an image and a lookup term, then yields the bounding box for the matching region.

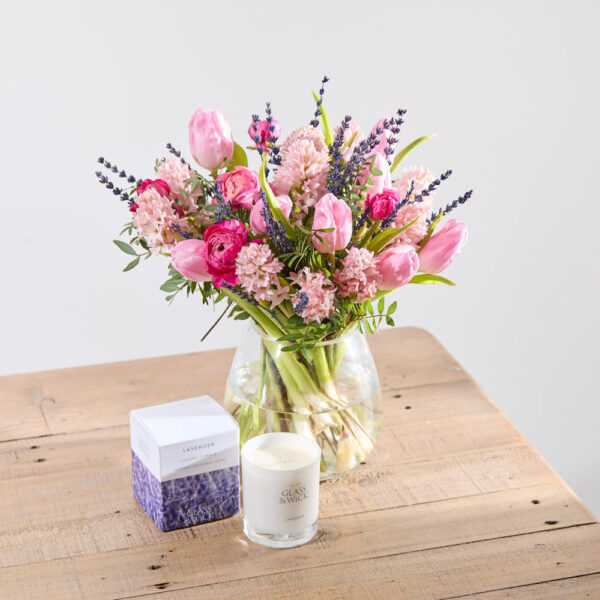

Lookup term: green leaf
[258,155,296,239]
[311,90,333,146]
[122,256,140,272]
[377,297,385,314]
[113,240,137,256]
[387,300,397,315]
[286,315,305,329]
[227,142,248,170]
[282,343,302,353]
[234,311,250,320]
[391,134,436,174]
[371,168,383,176]
[203,204,218,212]
[386,316,395,326]
[410,274,456,286]
[301,347,314,363]
[366,217,420,253]
[160,280,182,292]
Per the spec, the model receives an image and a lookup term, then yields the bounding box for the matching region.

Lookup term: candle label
[280,485,309,504]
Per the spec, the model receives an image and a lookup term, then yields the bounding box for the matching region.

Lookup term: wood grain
[0,327,598,599]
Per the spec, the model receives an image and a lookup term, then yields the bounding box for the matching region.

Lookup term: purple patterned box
[130,396,240,532]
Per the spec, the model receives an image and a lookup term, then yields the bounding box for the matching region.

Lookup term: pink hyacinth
[156,157,201,214]
[271,126,329,212]
[235,244,288,307]
[289,267,336,324]
[133,188,188,253]
[391,166,436,247]
[334,247,380,302]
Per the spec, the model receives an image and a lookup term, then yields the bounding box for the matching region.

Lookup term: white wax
[244,444,315,470]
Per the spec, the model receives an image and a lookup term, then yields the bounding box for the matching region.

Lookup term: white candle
[241,432,321,548]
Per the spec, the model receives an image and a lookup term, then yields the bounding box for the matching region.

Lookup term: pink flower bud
[170,239,211,282]
[248,119,281,150]
[365,188,401,220]
[250,194,292,234]
[189,108,234,172]
[312,193,353,253]
[376,245,420,289]
[418,219,468,274]
[357,152,391,196]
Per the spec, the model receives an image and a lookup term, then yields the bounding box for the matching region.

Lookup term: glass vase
[224,325,382,479]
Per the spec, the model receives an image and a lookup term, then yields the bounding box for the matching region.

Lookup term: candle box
[130,396,240,532]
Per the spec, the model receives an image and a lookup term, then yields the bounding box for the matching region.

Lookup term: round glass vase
[224,324,383,479]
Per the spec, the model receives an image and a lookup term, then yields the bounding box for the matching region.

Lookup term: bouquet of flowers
[97,77,472,475]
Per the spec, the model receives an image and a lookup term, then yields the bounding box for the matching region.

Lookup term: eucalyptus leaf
[391,135,436,174]
[160,280,182,292]
[123,256,140,272]
[113,240,137,256]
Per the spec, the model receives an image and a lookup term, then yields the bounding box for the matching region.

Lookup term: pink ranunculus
[357,152,391,196]
[136,179,171,197]
[370,117,391,157]
[248,119,281,150]
[365,188,401,220]
[215,166,260,210]
[312,193,353,253]
[250,194,293,234]
[171,239,211,282]
[418,219,468,274]
[189,108,234,172]
[202,220,249,287]
[376,245,420,289]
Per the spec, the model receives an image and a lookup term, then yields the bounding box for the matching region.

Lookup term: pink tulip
[357,152,391,196]
[376,245,420,289]
[170,239,211,282]
[418,219,468,274]
[189,108,234,172]
[312,193,353,253]
[250,194,292,234]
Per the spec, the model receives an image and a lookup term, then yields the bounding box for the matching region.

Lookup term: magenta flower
[137,178,170,198]
[189,108,234,172]
[202,220,249,287]
[312,193,352,253]
[171,239,211,282]
[418,219,468,274]
[248,119,281,151]
[365,188,401,220]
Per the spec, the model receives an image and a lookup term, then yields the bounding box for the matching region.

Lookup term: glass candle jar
[241,432,321,548]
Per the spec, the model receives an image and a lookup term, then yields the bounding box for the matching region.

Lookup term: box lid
[130,395,237,447]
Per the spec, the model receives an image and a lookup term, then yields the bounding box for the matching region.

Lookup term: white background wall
[1,1,599,515]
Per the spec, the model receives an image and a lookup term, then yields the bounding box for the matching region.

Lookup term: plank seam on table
[103,523,600,600]
[0,376,478,444]
[0,480,576,570]
[436,570,600,600]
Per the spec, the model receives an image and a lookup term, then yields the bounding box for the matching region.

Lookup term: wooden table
[1,328,599,599]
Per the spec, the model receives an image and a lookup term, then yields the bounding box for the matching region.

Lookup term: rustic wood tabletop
[1,328,599,599]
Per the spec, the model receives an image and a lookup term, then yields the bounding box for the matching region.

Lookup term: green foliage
[227,142,248,170]
[410,274,456,286]
[113,240,137,256]
[391,134,436,174]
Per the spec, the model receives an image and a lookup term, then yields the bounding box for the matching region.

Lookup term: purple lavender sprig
[381,108,407,164]
[293,292,309,315]
[220,283,259,305]
[259,195,292,254]
[310,75,329,127]
[413,170,452,202]
[341,132,381,189]
[353,206,372,234]
[97,157,140,185]
[166,143,192,168]
[213,180,232,223]
[427,190,474,224]
[327,115,352,194]
[95,169,133,204]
